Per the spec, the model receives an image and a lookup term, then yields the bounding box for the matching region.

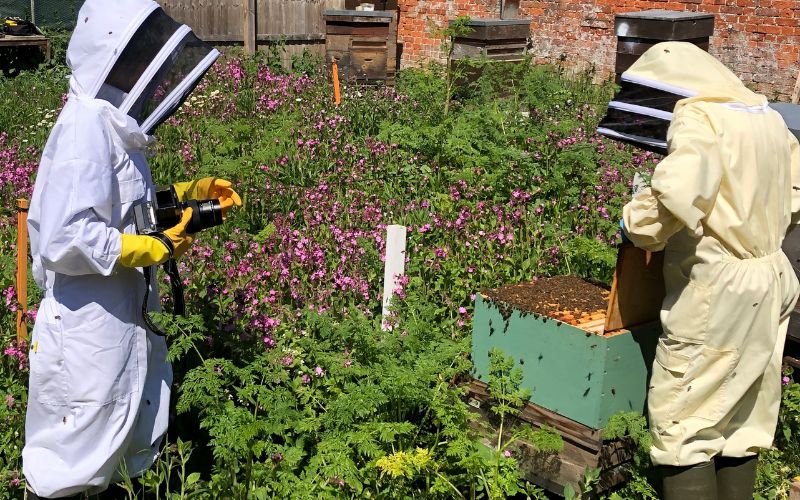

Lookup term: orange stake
[332,56,341,106]
[16,199,29,345]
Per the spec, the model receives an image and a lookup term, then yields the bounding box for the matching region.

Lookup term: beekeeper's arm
[789,132,800,225]
[35,151,122,276]
[622,105,723,251]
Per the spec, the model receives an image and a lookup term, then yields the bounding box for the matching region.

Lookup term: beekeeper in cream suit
[23,1,240,497]
[621,42,800,499]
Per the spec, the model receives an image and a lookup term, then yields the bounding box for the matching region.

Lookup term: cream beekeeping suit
[23,1,218,497]
[621,42,800,469]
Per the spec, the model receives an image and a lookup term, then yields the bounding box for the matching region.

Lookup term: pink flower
[5,394,13,408]
[301,374,311,385]
[281,355,294,366]
[314,366,325,377]
[503,450,512,458]
[783,376,791,386]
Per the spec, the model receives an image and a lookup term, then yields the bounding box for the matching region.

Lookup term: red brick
[396,0,797,99]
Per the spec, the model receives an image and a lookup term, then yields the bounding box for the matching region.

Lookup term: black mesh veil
[96,9,181,106]
[127,31,214,129]
[94,7,217,134]
[597,77,689,155]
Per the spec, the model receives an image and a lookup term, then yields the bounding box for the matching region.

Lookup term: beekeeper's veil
[597,41,765,154]
[67,0,219,135]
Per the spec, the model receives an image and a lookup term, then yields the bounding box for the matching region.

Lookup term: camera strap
[164,258,186,316]
[141,258,187,337]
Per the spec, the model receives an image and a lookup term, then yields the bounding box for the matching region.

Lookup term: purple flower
[301,374,311,385]
[503,449,512,458]
[314,366,325,377]
[783,376,791,386]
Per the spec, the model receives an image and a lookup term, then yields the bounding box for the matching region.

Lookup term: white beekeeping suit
[23,1,218,497]
[620,42,800,499]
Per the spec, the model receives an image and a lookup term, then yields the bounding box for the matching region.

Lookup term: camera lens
[183,198,223,234]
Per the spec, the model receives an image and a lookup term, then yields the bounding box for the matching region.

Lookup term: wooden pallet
[466,380,635,496]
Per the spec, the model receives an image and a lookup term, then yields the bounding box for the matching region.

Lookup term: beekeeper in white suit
[621,42,800,499]
[23,1,240,497]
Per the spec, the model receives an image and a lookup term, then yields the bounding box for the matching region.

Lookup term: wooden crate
[324,9,396,84]
[614,9,714,78]
[466,380,635,495]
[471,245,663,429]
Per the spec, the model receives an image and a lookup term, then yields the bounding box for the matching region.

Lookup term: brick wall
[397,0,800,101]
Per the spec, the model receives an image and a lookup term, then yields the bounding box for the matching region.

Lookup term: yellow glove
[173,177,242,216]
[118,208,194,267]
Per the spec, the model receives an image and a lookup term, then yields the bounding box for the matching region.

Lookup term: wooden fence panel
[159,0,344,43]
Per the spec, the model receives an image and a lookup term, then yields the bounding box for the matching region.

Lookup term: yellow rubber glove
[163,207,194,259]
[119,234,171,268]
[172,177,242,215]
[118,208,194,267]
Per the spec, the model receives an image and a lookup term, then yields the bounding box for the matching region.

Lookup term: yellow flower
[375,448,432,479]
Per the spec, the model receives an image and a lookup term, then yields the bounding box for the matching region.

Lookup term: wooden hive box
[324,9,396,84]
[451,18,531,63]
[614,9,714,78]
[471,245,664,430]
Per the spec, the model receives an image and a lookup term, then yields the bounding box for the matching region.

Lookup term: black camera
[133,185,223,235]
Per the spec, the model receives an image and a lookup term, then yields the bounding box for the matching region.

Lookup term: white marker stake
[381,224,407,330]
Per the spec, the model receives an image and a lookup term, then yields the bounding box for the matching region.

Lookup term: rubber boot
[716,455,758,500]
[661,460,718,500]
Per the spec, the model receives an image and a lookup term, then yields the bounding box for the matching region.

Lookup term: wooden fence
[158,0,344,64]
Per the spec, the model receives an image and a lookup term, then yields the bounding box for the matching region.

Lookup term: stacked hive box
[469,246,664,494]
[324,9,396,84]
[614,9,715,80]
[451,18,530,63]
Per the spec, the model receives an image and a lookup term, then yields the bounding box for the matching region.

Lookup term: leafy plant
[603,411,658,500]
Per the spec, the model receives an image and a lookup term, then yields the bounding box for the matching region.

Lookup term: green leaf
[186,472,201,486]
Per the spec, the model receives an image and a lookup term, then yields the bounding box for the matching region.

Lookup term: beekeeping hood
[67,0,219,136]
[597,42,766,155]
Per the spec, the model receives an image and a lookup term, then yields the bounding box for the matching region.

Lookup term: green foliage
[603,412,658,500]
[565,467,601,500]
[755,370,800,499]
[487,347,530,420]
[291,48,322,77]
[564,236,617,284]
[472,348,563,499]
[0,46,671,499]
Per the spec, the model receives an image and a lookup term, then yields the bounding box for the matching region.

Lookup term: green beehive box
[471,293,660,430]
